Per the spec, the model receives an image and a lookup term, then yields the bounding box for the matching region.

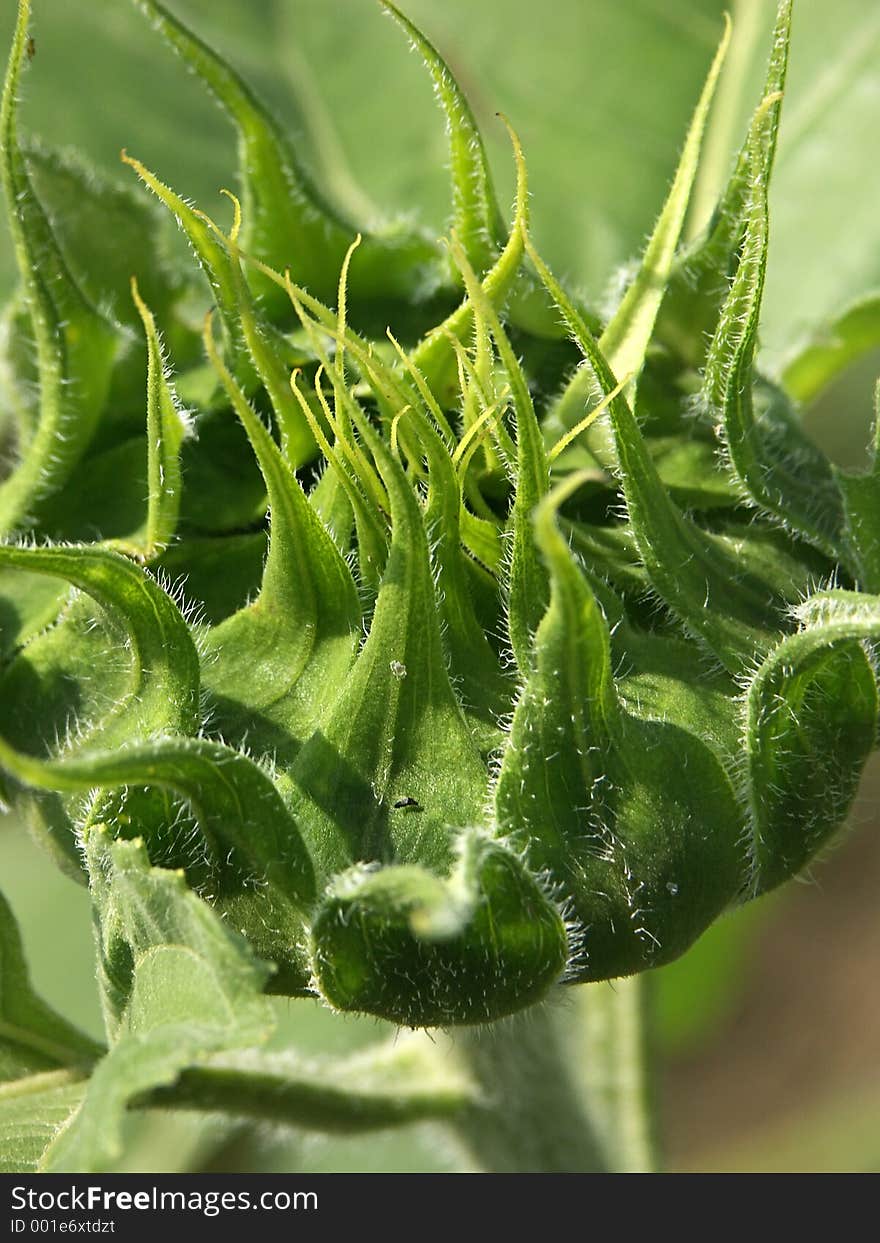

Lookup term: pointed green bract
[410,117,531,406]
[524,234,782,674]
[548,13,730,444]
[495,478,744,980]
[200,314,360,765]
[0,734,314,905]
[132,0,354,304]
[393,402,510,743]
[380,1,503,275]
[448,231,549,673]
[133,0,446,323]
[658,1,794,368]
[702,90,848,564]
[290,410,487,880]
[120,278,190,559]
[120,155,315,463]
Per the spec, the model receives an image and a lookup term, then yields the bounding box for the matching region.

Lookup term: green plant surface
[1,0,878,1174]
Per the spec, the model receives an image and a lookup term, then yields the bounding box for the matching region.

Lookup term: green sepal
[525,235,783,674]
[200,320,361,767]
[289,407,487,882]
[0,543,200,744]
[701,42,849,564]
[494,477,744,981]
[310,829,568,1027]
[744,590,880,894]
[0,888,102,1081]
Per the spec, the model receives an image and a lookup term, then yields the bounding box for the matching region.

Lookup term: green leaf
[42,831,275,1172]
[310,829,568,1027]
[0,1070,87,1174]
[744,589,880,894]
[782,292,880,406]
[0,0,117,533]
[0,888,101,1081]
[153,1033,476,1130]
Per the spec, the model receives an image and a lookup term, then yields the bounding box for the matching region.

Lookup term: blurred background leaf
[3,0,878,371]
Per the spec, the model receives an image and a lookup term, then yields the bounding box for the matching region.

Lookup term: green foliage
[0,0,877,1173]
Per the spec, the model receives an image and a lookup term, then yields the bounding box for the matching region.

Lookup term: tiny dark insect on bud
[393,796,422,810]
[26,36,35,60]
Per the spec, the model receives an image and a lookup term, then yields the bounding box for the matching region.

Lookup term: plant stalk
[452,976,657,1173]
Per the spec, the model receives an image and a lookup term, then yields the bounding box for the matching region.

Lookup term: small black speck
[393,796,422,810]
[26,37,36,61]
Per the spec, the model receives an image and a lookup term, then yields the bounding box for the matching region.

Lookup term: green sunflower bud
[1,0,877,1037]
